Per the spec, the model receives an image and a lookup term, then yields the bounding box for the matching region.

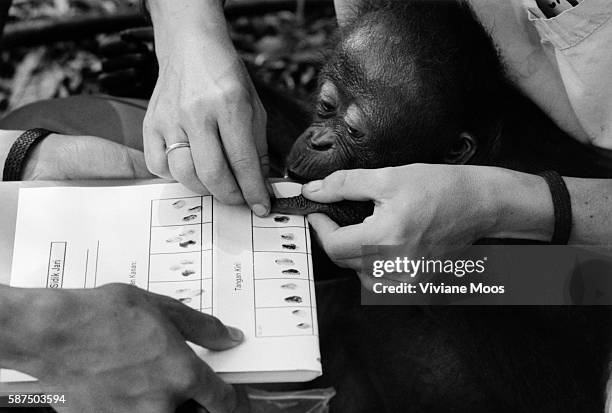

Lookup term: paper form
[2,182,320,384]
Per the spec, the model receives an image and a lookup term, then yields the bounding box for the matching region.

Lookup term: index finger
[217,95,270,216]
[158,294,244,351]
[191,356,243,413]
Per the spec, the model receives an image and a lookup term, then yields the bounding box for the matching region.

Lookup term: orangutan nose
[309,128,335,151]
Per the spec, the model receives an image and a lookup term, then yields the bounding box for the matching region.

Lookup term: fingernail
[252,203,269,217]
[304,180,323,193]
[228,326,244,342]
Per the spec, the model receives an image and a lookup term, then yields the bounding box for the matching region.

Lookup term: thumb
[302,169,381,203]
[160,295,245,351]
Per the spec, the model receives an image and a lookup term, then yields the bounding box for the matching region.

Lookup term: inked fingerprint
[175,289,202,297]
[275,258,295,266]
[284,295,303,304]
[297,323,310,329]
[274,216,290,223]
[292,309,306,317]
[281,283,297,290]
[282,269,300,275]
[282,243,297,250]
[179,229,196,236]
[182,269,196,277]
[166,236,182,243]
[281,233,295,240]
[182,214,198,222]
[169,264,182,271]
[188,205,202,212]
[180,259,194,265]
[178,297,192,304]
[172,200,186,209]
[179,240,197,248]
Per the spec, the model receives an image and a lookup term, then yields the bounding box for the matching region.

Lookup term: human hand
[23,284,248,413]
[301,164,498,283]
[143,4,269,216]
[21,133,153,181]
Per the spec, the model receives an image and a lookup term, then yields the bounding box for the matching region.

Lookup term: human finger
[191,358,241,413]
[143,127,171,179]
[166,135,209,194]
[302,169,384,203]
[186,123,243,205]
[307,213,373,261]
[217,94,270,215]
[158,295,244,351]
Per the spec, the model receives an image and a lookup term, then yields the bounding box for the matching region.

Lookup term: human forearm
[481,167,554,242]
[146,0,230,61]
[483,167,612,244]
[2,131,151,181]
[563,177,612,244]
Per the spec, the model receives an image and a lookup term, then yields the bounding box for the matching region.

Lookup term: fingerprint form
[188,205,202,212]
[172,200,186,209]
[281,283,298,290]
[297,323,310,329]
[275,258,295,266]
[281,233,295,240]
[274,216,290,223]
[182,214,198,222]
[182,269,196,277]
[282,243,297,250]
[179,240,196,248]
[282,269,300,275]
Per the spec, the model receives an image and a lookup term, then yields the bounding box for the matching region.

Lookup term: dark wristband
[538,170,573,245]
[2,128,55,181]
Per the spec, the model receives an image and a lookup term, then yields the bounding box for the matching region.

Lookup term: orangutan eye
[346,124,364,139]
[318,100,335,118]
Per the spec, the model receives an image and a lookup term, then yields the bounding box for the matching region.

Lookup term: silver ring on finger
[165,142,191,156]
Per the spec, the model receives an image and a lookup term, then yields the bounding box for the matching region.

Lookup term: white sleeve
[526,0,612,149]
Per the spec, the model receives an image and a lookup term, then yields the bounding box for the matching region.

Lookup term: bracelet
[538,170,573,245]
[2,128,55,181]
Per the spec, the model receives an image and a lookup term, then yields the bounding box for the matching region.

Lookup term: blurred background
[0,0,336,116]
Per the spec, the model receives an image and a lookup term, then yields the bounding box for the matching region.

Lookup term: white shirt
[469,0,612,150]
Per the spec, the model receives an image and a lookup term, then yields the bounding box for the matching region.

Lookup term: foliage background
[0,0,336,115]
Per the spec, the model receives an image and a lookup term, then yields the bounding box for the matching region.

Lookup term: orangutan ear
[443,132,478,165]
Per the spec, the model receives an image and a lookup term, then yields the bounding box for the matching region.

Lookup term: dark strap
[539,171,573,245]
[2,128,55,181]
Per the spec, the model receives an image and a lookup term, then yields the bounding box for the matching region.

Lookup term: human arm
[142,0,269,216]
[301,164,612,274]
[0,283,249,413]
[0,130,153,181]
